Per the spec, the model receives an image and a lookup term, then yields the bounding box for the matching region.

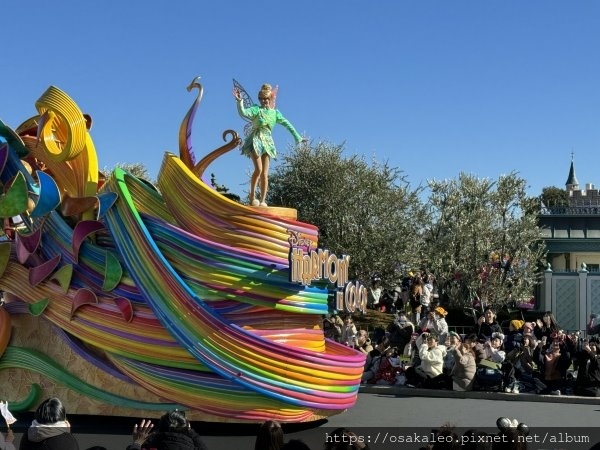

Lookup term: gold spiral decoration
[35,86,87,161]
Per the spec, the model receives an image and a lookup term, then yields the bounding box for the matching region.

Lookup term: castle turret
[566,156,579,192]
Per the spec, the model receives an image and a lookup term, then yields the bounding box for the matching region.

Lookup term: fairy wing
[271,85,278,110]
[233,79,255,146]
[232,78,255,113]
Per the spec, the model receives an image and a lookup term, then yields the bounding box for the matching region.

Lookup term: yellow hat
[510,319,525,330]
[434,306,448,317]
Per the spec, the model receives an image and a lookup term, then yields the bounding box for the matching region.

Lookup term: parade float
[0,78,367,423]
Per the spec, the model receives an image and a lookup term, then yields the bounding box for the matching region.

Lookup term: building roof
[566,158,579,188]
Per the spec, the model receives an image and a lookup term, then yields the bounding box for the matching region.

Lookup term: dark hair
[86,447,108,450]
[35,398,66,424]
[324,427,357,450]
[465,333,479,343]
[254,420,283,450]
[431,429,461,450]
[462,430,492,450]
[377,336,390,347]
[492,429,527,450]
[158,409,189,432]
[541,311,561,332]
[281,439,311,450]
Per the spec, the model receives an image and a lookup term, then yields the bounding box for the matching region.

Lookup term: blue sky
[2,1,600,200]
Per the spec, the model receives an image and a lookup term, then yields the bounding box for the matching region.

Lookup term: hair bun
[258,84,272,99]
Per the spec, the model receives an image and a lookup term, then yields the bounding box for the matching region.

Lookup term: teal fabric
[236,100,302,158]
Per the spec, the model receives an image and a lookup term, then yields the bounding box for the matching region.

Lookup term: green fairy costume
[236,99,303,158]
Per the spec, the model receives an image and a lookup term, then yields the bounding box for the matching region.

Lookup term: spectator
[475,308,502,341]
[387,312,414,350]
[465,333,487,364]
[126,410,208,450]
[281,440,311,450]
[361,336,390,383]
[534,338,570,395]
[255,420,283,450]
[419,307,449,344]
[19,397,79,450]
[492,428,528,450]
[370,347,403,385]
[443,331,462,376]
[323,315,342,342]
[503,334,537,393]
[324,427,370,450]
[378,287,397,314]
[366,274,382,310]
[461,430,492,450]
[405,333,447,388]
[400,273,412,315]
[431,428,461,450]
[483,332,506,364]
[390,286,404,313]
[353,329,373,354]
[588,313,600,336]
[340,316,357,347]
[409,272,424,324]
[0,429,14,450]
[533,311,561,343]
[402,332,420,366]
[521,323,536,343]
[421,274,434,315]
[450,339,477,391]
[574,337,600,397]
[504,320,524,353]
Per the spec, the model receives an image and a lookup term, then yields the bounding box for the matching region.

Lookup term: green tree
[422,172,546,309]
[210,173,241,203]
[267,141,426,285]
[540,186,569,208]
[104,162,156,186]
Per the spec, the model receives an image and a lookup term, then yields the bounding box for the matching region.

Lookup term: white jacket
[418,343,447,377]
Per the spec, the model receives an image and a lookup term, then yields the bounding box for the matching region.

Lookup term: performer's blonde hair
[258,84,272,100]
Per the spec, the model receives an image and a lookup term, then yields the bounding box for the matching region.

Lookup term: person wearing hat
[418,306,449,345]
[522,322,535,336]
[483,332,506,364]
[504,320,525,353]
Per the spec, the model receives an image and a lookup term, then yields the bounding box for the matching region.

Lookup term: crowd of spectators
[3,399,374,450]
[326,270,600,398]
[368,308,600,395]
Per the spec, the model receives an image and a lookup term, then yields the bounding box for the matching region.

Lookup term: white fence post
[543,264,553,313]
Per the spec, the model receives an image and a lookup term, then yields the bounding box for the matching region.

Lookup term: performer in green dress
[233,83,304,207]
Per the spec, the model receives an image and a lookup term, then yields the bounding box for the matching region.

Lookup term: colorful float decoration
[0,78,367,423]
